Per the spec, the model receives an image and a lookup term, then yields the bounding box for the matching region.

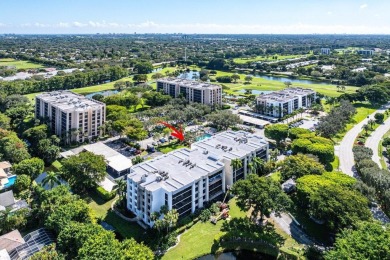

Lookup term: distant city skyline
[1,0,390,34]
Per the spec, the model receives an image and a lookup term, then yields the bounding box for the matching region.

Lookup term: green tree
[132,156,144,165]
[374,112,385,124]
[30,244,65,260]
[45,199,95,234]
[325,221,390,260]
[244,75,253,83]
[264,124,289,145]
[205,110,242,130]
[231,73,240,83]
[133,74,148,83]
[362,124,369,136]
[114,81,126,91]
[0,113,11,129]
[61,151,106,193]
[231,174,291,221]
[252,157,265,175]
[279,154,325,181]
[0,208,29,235]
[151,72,164,80]
[308,184,371,232]
[42,171,62,189]
[14,174,31,193]
[13,157,44,179]
[231,158,243,182]
[134,61,154,74]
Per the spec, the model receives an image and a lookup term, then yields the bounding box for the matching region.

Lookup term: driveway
[365,115,390,168]
[338,109,386,176]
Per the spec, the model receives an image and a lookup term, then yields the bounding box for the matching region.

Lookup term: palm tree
[116,179,126,199]
[362,124,369,136]
[368,119,375,130]
[252,157,265,175]
[231,158,243,182]
[164,209,179,233]
[248,162,255,174]
[150,211,161,222]
[42,171,61,189]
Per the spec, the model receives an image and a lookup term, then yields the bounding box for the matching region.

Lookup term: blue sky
[1,0,389,34]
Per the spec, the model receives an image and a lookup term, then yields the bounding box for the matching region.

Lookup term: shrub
[96,186,116,201]
[199,209,212,222]
[216,76,232,83]
[14,174,31,193]
[221,104,231,110]
[374,113,385,123]
[289,128,311,140]
[382,137,390,146]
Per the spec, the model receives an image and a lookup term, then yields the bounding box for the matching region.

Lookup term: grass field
[209,69,358,98]
[0,58,44,69]
[87,191,146,242]
[233,54,307,64]
[158,141,188,154]
[162,198,247,260]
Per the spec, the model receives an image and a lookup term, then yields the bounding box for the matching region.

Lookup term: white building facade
[157,78,222,105]
[35,91,106,143]
[127,131,268,227]
[321,48,331,55]
[256,88,316,118]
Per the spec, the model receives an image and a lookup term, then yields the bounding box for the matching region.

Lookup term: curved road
[365,115,390,168]
[337,109,386,176]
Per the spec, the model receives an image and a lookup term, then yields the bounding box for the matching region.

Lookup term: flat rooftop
[192,130,268,161]
[257,87,315,103]
[158,77,221,90]
[36,90,104,112]
[128,147,225,192]
[60,142,132,172]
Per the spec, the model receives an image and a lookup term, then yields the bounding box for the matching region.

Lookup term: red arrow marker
[159,121,185,141]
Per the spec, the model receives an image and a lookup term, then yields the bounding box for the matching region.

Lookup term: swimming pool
[4,175,16,188]
[196,133,212,141]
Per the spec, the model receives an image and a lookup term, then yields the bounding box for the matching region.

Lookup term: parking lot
[290,117,319,131]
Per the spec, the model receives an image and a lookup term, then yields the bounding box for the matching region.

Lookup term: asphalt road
[338,109,386,176]
[365,115,390,168]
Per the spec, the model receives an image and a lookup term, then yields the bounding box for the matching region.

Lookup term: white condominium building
[321,48,331,55]
[256,88,316,118]
[157,78,222,105]
[35,91,106,143]
[127,130,268,227]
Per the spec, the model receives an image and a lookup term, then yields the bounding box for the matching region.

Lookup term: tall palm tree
[368,119,375,130]
[42,171,61,189]
[231,158,243,182]
[248,162,255,174]
[116,179,126,199]
[164,209,179,233]
[252,157,265,175]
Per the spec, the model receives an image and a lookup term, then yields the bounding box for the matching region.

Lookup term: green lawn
[158,141,188,154]
[0,58,44,69]
[205,69,358,98]
[87,191,146,242]
[233,54,308,64]
[162,198,247,260]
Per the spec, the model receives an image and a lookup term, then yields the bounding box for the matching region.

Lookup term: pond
[85,90,119,99]
[198,250,276,260]
[238,90,274,95]
[152,67,163,73]
[254,74,330,85]
[178,71,200,80]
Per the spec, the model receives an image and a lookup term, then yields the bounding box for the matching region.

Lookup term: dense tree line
[0,66,128,95]
[353,146,390,214]
[316,100,356,138]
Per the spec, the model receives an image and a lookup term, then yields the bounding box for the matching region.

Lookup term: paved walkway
[365,116,390,168]
[338,109,386,176]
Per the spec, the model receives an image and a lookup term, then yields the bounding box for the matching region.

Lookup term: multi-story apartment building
[321,48,331,55]
[256,88,316,118]
[35,91,106,143]
[127,130,268,227]
[156,78,222,105]
[357,49,374,56]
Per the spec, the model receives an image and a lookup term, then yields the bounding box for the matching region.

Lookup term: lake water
[238,90,274,95]
[254,74,330,85]
[178,71,200,80]
[85,90,119,99]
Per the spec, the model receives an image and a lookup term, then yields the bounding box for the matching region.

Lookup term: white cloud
[360,4,368,9]
[2,20,390,34]
[327,11,333,15]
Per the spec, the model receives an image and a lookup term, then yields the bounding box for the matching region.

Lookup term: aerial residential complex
[256,88,316,118]
[127,130,268,227]
[157,78,222,105]
[35,91,106,143]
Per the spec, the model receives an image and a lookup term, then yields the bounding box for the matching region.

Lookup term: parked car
[159,138,166,143]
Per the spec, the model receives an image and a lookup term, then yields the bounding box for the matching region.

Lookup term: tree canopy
[279,154,325,181]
